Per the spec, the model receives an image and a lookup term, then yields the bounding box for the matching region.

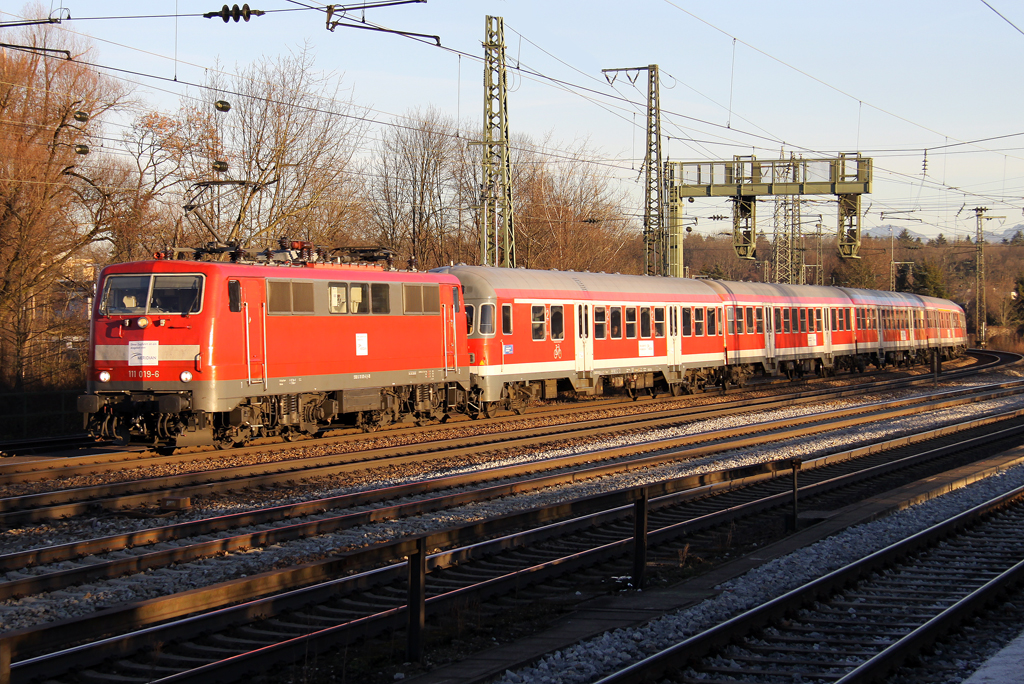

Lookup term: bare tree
[0,12,130,388]
[512,135,638,273]
[370,107,469,269]
[194,46,367,247]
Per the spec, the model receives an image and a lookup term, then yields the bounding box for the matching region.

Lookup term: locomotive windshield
[100,274,204,315]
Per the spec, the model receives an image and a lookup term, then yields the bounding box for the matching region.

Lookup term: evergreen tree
[912,261,948,299]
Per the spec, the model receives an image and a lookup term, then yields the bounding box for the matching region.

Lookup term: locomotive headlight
[98,370,111,383]
[137,316,150,329]
[179,371,193,383]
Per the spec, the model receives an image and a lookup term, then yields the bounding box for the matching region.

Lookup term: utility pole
[603,65,664,276]
[973,207,1005,347]
[480,15,515,268]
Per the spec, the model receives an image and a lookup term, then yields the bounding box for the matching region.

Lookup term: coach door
[240,278,267,389]
[575,303,593,374]
[764,306,776,361]
[667,306,681,367]
[823,306,833,357]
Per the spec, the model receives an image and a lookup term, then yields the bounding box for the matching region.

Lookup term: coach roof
[434,265,722,301]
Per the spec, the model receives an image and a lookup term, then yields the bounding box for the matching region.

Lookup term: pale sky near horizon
[6,1,1024,239]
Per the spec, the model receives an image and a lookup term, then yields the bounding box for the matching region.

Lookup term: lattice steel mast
[480,15,515,268]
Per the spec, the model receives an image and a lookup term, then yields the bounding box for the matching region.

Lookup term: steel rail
[591,485,1024,684]
[3,399,1024,604]
[0,349,1006,479]
[2,373,1023,528]
[6,417,1024,682]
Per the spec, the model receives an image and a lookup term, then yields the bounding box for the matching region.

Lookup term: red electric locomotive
[78,245,471,448]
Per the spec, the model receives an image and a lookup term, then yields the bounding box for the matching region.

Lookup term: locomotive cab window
[465,304,475,334]
[101,274,205,316]
[532,305,546,340]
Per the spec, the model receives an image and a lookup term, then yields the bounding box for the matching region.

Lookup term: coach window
[726,307,736,335]
[745,307,754,334]
[625,307,637,338]
[550,305,564,341]
[328,283,348,314]
[707,307,718,336]
[479,304,496,336]
[654,307,665,338]
[594,306,607,339]
[502,304,513,335]
[815,309,822,333]
[610,307,622,339]
[228,280,241,313]
[465,305,475,334]
[640,307,652,338]
[532,305,546,340]
[783,308,791,333]
[799,308,807,333]
[349,284,369,314]
[774,307,782,334]
[694,307,704,336]
[682,307,692,336]
[755,307,764,334]
[830,308,837,332]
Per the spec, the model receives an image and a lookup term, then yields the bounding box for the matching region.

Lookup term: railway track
[0,361,1017,528]
[5,389,1024,683]
[0,349,997,465]
[594,482,1024,684]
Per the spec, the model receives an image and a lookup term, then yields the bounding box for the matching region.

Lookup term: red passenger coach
[79,253,470,448]
[435,266,967,413]
[435,266,732,410]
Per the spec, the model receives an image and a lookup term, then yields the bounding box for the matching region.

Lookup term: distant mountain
[863,223,1024,244]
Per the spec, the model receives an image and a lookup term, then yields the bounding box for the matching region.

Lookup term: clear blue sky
[9,1,1024,239]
